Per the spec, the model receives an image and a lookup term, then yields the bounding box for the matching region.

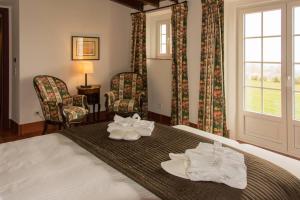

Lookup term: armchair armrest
[72,95,88,109]
[104,91,116,111]
[41,101,65,122]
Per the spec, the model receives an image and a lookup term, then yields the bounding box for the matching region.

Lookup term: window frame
[156,20,172,59]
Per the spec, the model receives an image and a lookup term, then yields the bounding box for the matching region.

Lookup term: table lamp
[80,61,94,88]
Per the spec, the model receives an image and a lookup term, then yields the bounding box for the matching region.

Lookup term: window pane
[161,35,167,44]
[295,92,300,121]
[263,89,281,116]
[263,10,281,36]
[245,87,262,113]
[263,37,281,62]
[295,36,300,63]
[263,64,281,89]
[245,63,261,87]
[295,7,300,34]
[245,38,261,62]
[295,64,300,91]
[161,44,167,54]
[161,24,167,35]
[245,12,262,37]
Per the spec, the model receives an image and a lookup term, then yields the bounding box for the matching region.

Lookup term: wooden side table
[77,85,101,122]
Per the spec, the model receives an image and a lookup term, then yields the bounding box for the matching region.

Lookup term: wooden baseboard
[9,119,19,133]
[189,122,198,128]
[20,121,46,135]
[148,111,171,125]
[148,111,198,128]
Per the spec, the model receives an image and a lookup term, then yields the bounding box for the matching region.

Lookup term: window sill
[147,58,172,61]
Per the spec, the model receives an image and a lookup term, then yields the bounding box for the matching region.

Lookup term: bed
[0,123,299,200]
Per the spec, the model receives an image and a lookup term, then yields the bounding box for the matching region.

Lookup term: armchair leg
[63,122,68,129]
[58,123,62,130]
[43,122,48,135]
[106,111,111,121]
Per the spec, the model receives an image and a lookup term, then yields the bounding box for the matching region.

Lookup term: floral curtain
[131,13,148,117]
[171,2,189,125]
[198,0,228,136]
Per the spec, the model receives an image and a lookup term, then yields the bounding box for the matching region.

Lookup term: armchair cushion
[63,106,88,122]
[110,99,140,113]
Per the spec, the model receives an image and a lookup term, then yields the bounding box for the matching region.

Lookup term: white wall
[17,0,132,124]
[146,0,202,125]
[146,8,172,116]
[186,0,202,124]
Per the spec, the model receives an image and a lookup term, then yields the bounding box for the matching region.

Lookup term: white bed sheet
[1,125,300,200]
[0,134,159,200]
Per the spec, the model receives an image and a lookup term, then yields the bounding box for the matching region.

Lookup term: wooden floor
[0,128,42,144]
[0,121,104,144]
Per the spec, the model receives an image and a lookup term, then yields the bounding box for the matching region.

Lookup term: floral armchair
[105,72,145,118]
[33,75,89,133]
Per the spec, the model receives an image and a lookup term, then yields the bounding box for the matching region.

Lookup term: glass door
[238,4,288,153]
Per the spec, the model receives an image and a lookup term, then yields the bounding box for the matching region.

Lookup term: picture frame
[72,36,100,60]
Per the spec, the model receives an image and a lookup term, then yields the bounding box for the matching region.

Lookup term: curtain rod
[131,1,187,15]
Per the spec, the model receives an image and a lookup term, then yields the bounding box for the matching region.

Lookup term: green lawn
[245,80,300,120]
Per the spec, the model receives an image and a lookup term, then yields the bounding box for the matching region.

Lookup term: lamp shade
[80,61,94,74]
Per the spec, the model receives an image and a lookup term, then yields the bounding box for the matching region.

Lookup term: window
[157,20,172,58]
[243,9,282,117]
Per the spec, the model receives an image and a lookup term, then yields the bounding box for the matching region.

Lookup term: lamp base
[80,85,92,88]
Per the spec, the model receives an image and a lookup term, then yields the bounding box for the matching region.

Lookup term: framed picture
[72,36,100,60]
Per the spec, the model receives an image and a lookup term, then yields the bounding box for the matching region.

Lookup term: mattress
[0,124,299,200]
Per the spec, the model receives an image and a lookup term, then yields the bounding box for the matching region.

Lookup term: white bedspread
[1,125,300,200]
[0,134,159,200]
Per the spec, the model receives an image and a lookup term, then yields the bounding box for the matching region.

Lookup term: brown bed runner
[61,122,300,200]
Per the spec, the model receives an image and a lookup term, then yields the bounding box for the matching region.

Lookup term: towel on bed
[163,142,247,189]
[107,114,154,141]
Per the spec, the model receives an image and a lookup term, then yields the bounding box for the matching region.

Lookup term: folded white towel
[123,131,141,141]
[107,114,154,141]
[161,142,247,189]
[108,130,141,141]
[108,130,125,140]
[132,119,154,136]
[133,125,154,136]
[107,123,135,132]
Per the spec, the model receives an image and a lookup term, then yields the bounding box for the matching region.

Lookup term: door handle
[287,76,292,88]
